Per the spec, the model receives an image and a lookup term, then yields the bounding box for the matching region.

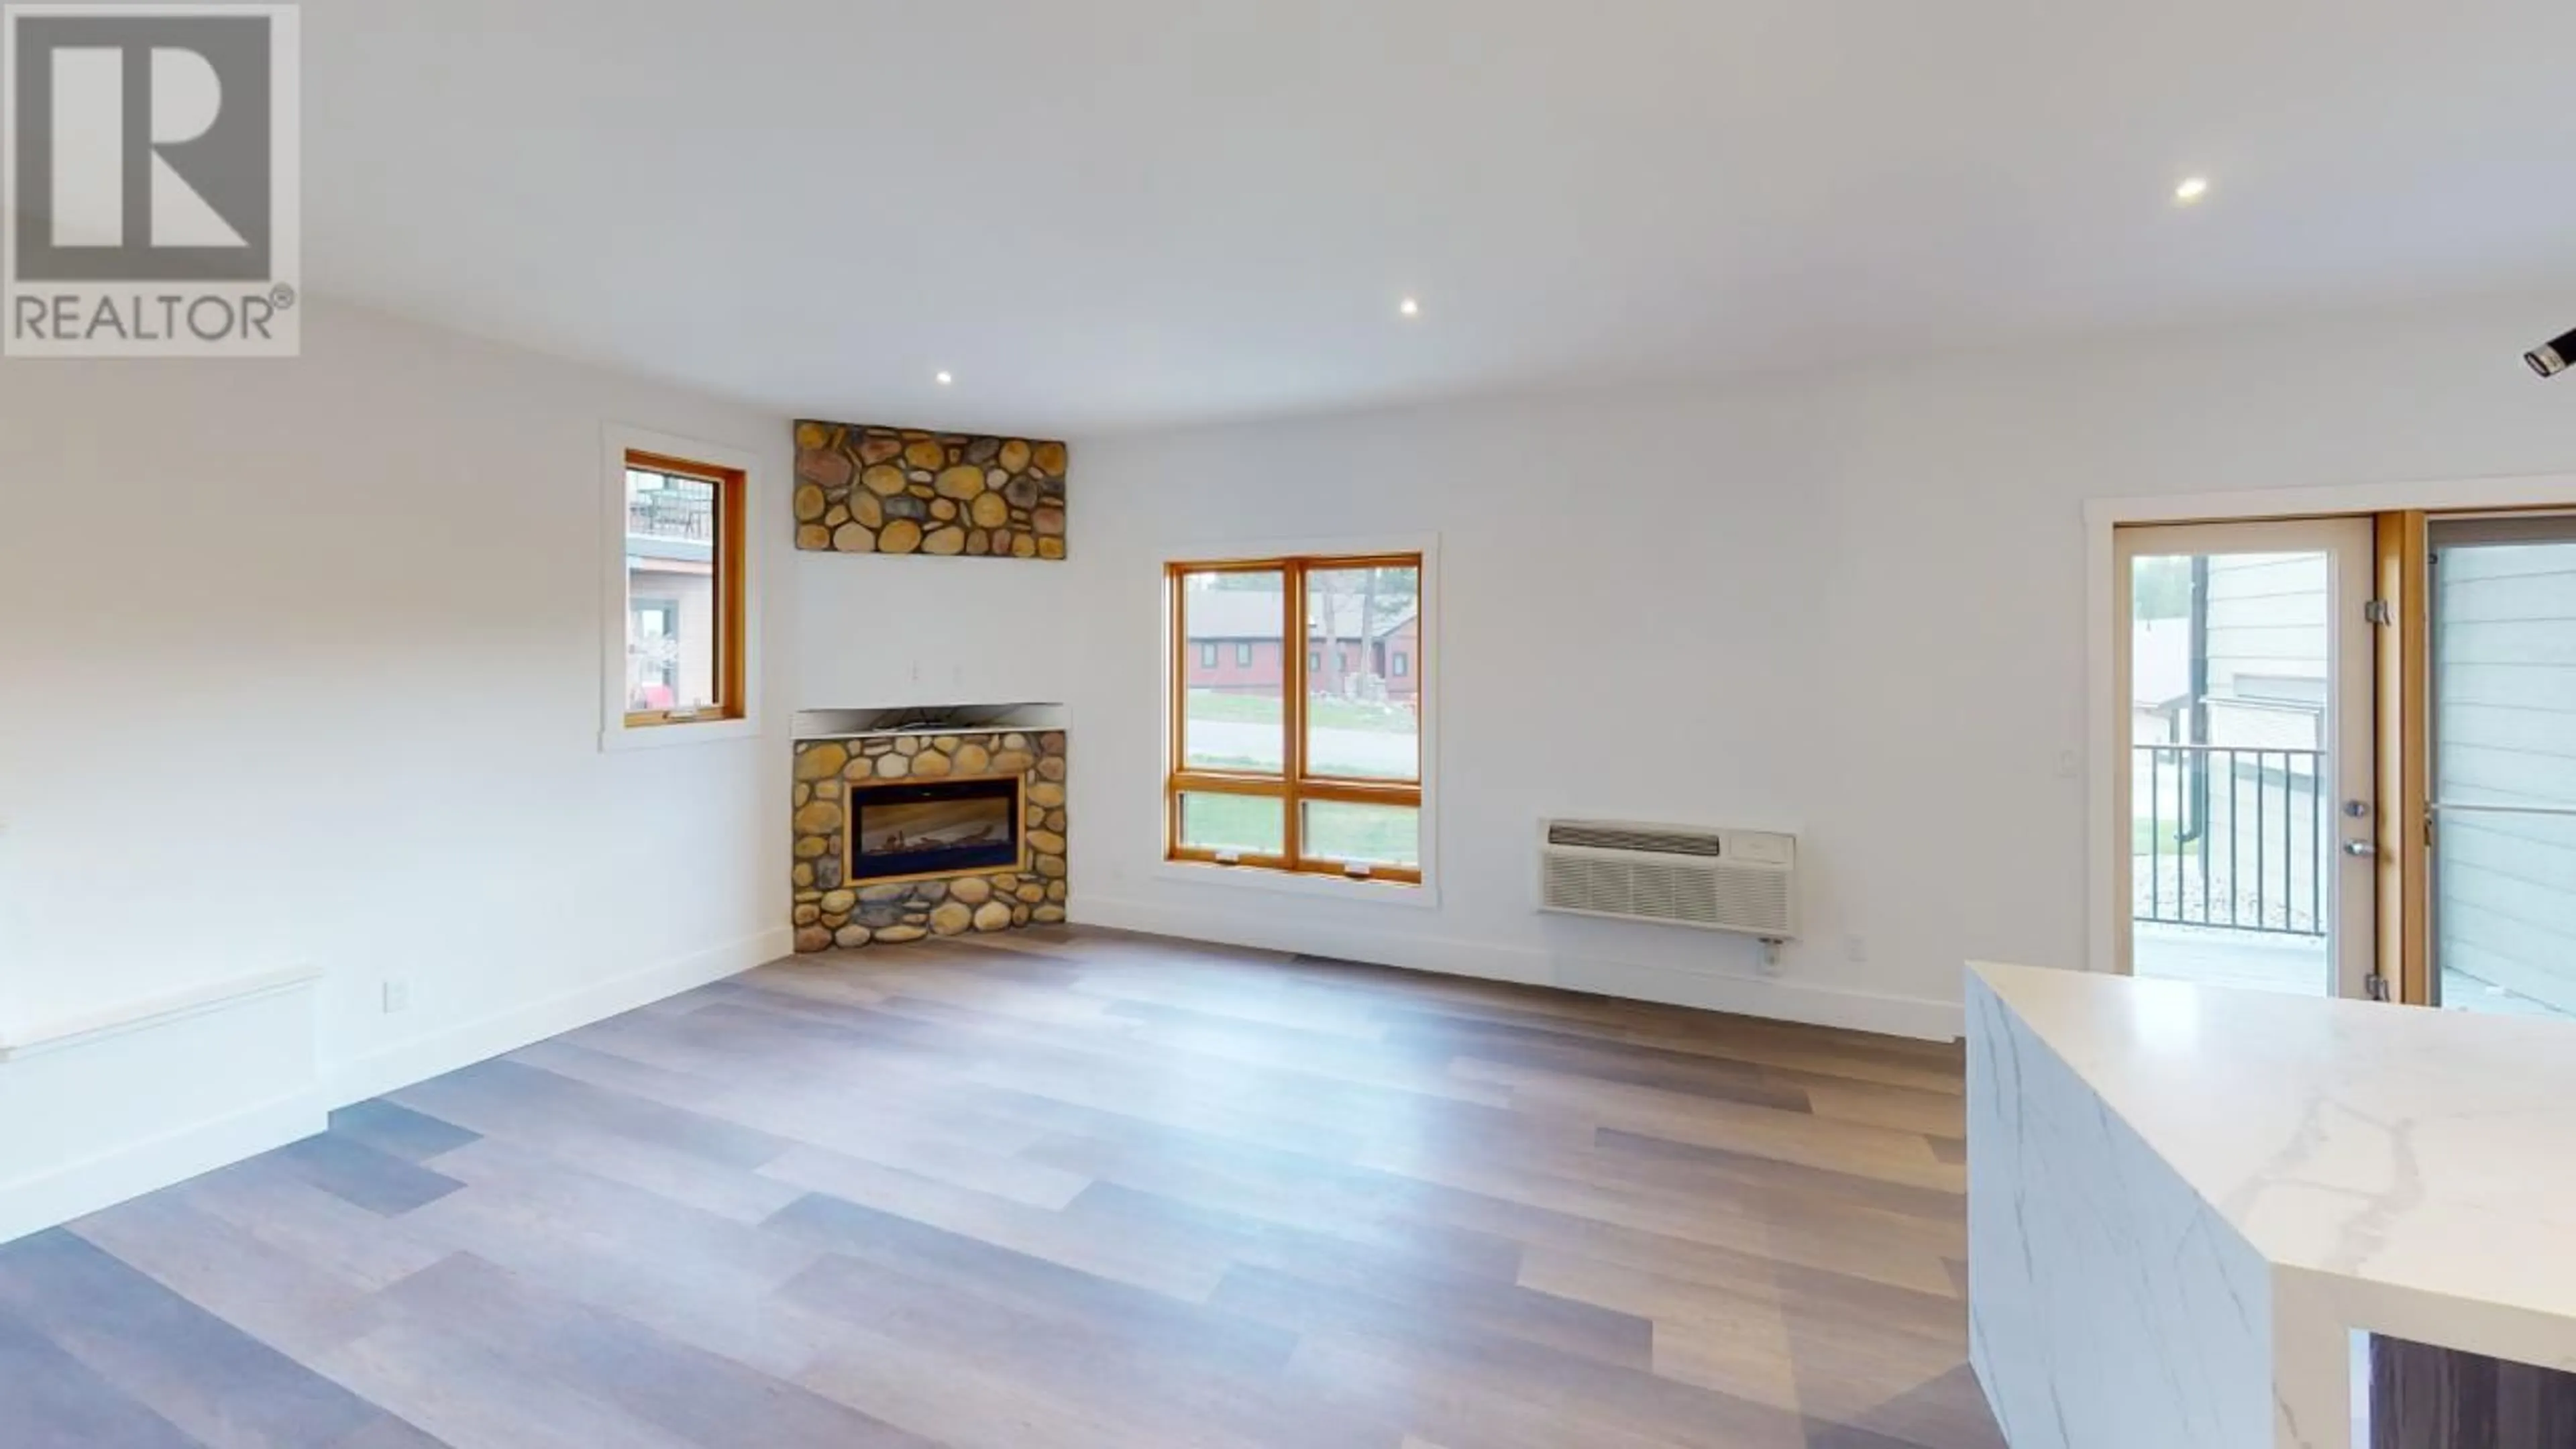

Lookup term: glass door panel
[2428,518,2576,1020]
[2116,519,2378,998]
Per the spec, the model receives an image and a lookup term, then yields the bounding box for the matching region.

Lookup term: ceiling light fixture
[2173,176,2210,205]
[934,370,954,385]
[1399,297,1421,318]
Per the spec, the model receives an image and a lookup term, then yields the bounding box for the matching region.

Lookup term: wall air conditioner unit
[1538,820,1798,938]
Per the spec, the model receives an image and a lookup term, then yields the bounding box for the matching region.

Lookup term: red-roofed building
[1182,592,1420,704]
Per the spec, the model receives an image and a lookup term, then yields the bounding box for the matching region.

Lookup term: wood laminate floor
[2,928,2003,1448]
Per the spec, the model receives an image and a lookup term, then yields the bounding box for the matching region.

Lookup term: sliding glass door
[2428,517,2576,1019]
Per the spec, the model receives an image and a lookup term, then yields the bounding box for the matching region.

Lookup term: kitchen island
[1967,962,2576,1449]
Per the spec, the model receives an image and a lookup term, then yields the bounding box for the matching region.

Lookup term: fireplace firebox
[846,775,1025,883]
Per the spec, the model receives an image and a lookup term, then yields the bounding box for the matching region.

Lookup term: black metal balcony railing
[629,490,715,543]
[2134,744,2328,938]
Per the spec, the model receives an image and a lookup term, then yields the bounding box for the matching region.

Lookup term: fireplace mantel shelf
[792,704,1067,743]
[794,724,1063,743]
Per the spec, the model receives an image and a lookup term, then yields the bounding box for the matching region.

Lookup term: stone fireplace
[791,714,1067,951]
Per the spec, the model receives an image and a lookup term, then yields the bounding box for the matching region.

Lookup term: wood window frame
[1166,552,1425,887]
[621,448,749,730]
[601,425,759,752]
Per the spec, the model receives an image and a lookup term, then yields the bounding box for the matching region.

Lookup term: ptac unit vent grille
[1544,823,1723,857]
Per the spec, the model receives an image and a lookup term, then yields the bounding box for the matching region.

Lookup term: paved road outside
[1185,716,1416,776]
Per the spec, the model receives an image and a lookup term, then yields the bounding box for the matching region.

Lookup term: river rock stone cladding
[792,421,1068,559]
[790,730,1069,952]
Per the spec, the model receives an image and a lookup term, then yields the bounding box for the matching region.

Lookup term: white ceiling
[305,1,2576,434]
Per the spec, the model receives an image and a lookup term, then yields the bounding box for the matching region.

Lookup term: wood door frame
[2083,474,2576,983]
[2375,512,2432,1006]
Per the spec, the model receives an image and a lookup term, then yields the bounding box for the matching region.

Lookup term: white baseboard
[0,971,326,1248]
[0,898,1947,1254]
[0,1089,323,1248]
[0,928,794,1250]
[1071,897,1964,1041]
[326,926,795,1108]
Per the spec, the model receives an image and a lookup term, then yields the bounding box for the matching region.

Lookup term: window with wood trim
[623,449,747,728]
[1167,553,1424,883]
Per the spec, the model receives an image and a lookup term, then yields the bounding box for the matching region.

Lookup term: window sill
[600,716,761,753]
[1151,857,1440,910]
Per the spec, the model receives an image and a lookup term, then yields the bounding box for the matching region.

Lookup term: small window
[622,449,746,729]
[1199,643,1220,669]
[1167,553,1424,885]
[1235,642,1254,667]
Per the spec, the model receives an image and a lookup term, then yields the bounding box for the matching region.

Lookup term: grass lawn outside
[1179,791,1421,867]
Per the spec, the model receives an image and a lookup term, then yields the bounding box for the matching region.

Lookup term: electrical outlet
[1845,934,1870,964]
[382,979,411,1014]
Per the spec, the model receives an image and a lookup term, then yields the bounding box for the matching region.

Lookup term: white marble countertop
[1971,962,2576,1371]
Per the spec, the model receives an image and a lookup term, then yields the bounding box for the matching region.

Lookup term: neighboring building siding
[2201,551,2328,749]
[627,563,715,710]
[2149,551,2332,934]
[1185,639,1287,694]
[1178,610,1421,705]
[1382,617,1421,704]
[2432,541,2576,1014]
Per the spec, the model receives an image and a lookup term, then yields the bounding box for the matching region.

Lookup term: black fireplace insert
[847,774,1024,881]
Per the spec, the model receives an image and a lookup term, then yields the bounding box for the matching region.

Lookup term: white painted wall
[796,552,1076,711]
[1053,290,2576,1036]
[0,304,795,1230]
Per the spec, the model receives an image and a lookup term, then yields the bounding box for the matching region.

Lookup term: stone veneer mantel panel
[792,421,1068,559]
[790,730,1067,951]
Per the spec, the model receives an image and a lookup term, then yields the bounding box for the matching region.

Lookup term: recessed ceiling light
[2173,176,2210,205]
[934,370,954,385]
[1399,297,1421,318]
